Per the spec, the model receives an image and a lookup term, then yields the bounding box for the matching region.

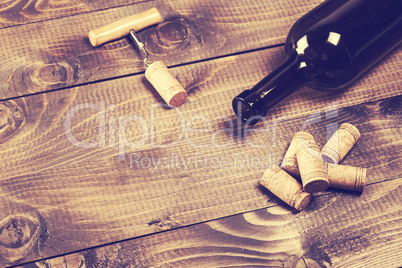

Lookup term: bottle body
[233,0,402,124]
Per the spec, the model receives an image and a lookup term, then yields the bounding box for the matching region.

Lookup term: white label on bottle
[327,32,341,46]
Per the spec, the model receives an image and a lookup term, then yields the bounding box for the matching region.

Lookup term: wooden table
[0,0,401,267]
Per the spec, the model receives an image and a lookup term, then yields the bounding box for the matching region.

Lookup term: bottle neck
[233,51,305,124]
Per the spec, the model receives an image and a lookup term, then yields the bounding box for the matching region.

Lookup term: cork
[326,163,366,192]
[260,166,312,211]
[296,137,329,193]
[321,123,361,164]
[145,61,188,107]
[89,8,163,47]
[281,131,315,176]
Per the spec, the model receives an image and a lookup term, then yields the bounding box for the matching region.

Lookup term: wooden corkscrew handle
[88,7,163,47]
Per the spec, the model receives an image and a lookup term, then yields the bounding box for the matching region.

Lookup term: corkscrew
[88,8,188,107]
[128,29,150,67]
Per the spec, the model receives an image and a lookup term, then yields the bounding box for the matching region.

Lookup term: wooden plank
[0,0,147,29]
[16,177,402,268]
[0,0,325,99]
[0,46,401,266]
[0,46,401,178]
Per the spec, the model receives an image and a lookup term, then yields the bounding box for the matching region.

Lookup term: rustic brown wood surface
[0,0,401,267]
[18,177,402,268]
[0,0,147,29]
[1,0,325,100]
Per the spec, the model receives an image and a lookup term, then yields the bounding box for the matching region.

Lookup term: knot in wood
[8,61,78,95]
[380,95,402,116]
[156,19,189,48]
[27,61,75,88]
[0,100,27,142]
[0,213,45,264]
[142,16,207,56]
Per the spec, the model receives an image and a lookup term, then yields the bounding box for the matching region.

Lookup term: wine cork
[326,163,366,192]
[89,8,163,47]
[321,123,361,164]
[145,61,188,107]
[260,166,312,211]
[281,131,315,176]
[296,137,329,193]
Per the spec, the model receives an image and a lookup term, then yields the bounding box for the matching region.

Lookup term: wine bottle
[232,0,401,124]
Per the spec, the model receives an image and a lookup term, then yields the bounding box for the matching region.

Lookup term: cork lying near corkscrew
[88,8,188,108]
[145,61,188,107]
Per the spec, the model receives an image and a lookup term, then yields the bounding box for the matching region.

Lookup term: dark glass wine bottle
[233,0,401,124]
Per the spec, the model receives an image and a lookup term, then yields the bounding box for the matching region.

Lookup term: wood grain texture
[17,178,402,268]
[0,0,326,99]
[0,46,401,266]
[1,0,401,267]
[0,0,146,29]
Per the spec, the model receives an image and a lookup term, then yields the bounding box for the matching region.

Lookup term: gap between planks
[0,43,285,103]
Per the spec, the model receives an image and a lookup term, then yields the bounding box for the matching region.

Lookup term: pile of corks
[260,123,365,211]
